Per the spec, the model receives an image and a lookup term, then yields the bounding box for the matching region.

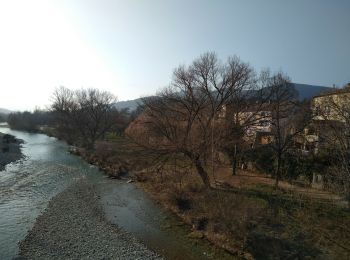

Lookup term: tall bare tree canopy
[219,70,276,175]
[261,70,311,187]
[127,52,256,187]
[51,87,118,150]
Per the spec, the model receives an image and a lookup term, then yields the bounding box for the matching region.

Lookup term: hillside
[114,83,331,111]
[114,98,142,111]
[0,108,12,114]
[291,83,331,100]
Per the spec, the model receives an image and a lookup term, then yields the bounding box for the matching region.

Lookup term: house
[220,102,274,146]
[304,84,350,153]
[312,84,350,122]
[240,109,273,145]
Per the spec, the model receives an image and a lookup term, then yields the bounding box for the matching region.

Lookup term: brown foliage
[127,52,255,187]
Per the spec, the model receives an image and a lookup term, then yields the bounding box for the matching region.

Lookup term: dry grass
[213,167,345,204]
[87,136,350,259]
[139,169,350,258]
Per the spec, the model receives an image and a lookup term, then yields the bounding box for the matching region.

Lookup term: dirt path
[215,168,346,205]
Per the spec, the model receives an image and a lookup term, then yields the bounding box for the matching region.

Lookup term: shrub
[245,145,276,175]
[169,191,192,211]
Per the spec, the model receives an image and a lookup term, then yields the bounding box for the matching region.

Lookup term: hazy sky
[0,0,349,111]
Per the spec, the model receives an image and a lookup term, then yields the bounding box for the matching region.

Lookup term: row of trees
[126,52,310,188]
[0,113,7,122]
[6,52,347,196]
[51,87,129,150]
[6,87,131,151]
[7,109,52,132]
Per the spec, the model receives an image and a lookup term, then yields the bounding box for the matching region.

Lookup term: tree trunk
[183,150,211,188]
[274,152,281,189]
[232,144,237,175]
[194,158,211,188]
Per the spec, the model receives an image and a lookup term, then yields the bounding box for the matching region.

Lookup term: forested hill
[114,83,332,111]
[0,108,12,114]
[291,83,331,100]
[114,98,142,111]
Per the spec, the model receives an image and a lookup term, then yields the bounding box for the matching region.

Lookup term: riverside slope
[19,181,161,259]
[0,132,23,171]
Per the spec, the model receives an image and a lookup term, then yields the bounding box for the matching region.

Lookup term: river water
[0,126,229,260]
[0,126,102,259]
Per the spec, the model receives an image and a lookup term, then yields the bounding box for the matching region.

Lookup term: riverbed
[0,126,230,259]
[0,127,102,259]
[19,181,160,259]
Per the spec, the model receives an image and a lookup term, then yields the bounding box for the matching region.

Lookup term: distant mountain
[291,83,332,100]
[0,108,12,114]
[114,83,332,112]
[114,98,143,111]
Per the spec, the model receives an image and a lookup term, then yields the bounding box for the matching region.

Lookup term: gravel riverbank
[19,181,161,259]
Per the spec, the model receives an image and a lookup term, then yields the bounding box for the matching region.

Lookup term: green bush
[244,145,276,175]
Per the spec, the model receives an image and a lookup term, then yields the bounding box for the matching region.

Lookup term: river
[0,126,230,260]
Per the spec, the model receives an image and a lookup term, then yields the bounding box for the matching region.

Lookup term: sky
[0,0,349,111]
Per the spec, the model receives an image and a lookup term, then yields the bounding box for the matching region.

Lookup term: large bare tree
[262,71,310,188]
[219,70,276,175]
[51,87,118,150]
[127,52,255,188]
